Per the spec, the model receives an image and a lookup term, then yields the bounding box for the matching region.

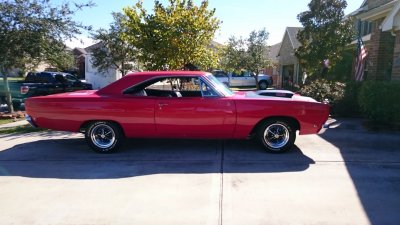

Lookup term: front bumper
[25,115,37,128]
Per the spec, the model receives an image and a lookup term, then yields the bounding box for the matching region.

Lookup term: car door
[243,72,256,86]
[154,78,236,138]
[119,95,157,138]
[64,74,82,91]
[229,72,244,86]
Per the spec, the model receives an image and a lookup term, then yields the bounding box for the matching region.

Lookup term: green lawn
[0,124,47,135]
[4,77,24,81]
[0,118,17,125]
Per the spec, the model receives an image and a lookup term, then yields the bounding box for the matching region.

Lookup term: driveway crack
[218,140,225,225]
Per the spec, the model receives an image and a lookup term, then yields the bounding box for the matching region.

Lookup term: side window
[146,78,173,91]
[179,77,200,91]
[127,76,219,98]
[200,80,219,97]
[37,73,52,83]
[65,74,78,83]
[231,72,240,77]
[213,71,227,78]
[243,71,252,77]
[54,74,66,83]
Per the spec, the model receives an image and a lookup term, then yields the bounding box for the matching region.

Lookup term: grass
[5,77,24,81]
[0,118,17,125]
[0,124,47,135]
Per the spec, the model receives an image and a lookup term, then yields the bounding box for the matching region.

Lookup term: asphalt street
[0,118,399,225]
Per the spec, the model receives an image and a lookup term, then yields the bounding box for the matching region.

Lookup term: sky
[64,0,364,48]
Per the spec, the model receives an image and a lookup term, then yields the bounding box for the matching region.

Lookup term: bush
[358,81,400,125]
[332,81,362,117]
[299,78,345,103]
[299,79,363,117]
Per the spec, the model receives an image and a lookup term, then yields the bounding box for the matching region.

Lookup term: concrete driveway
[0,119,399,225]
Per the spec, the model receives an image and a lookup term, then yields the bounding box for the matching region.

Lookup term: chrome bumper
[25,115,37,128]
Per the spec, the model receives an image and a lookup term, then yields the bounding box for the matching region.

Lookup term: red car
[25,71,329,153]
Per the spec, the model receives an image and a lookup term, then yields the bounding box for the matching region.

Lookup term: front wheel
[85,121,123,153]
[257,120,296,153]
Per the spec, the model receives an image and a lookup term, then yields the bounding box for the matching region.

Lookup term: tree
[246,29,271,85]
[219,28,270,88]
[91,12,140,76]
[296,0,354,78]
[0,0,93,113]
[123,0,221,70]
[219,36,247,72]
[45,44,76,72]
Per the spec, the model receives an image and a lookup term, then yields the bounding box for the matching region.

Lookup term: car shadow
[0,136,314,179]
[318,118,400,225]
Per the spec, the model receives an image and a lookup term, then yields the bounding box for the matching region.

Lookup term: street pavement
[0,118,399,225]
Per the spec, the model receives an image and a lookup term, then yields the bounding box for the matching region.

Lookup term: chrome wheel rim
[90,124,116,149]
[263,123,289,149]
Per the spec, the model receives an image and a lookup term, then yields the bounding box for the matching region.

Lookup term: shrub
[358,81,400,125]
[332,81,362,117]
[299,78,345,104]
[299,79,363,117]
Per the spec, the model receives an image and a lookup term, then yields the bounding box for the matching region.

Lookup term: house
[350,0,400,81]
[84,42,124,90]
[72,48,87,79]
[84,40,223,89]
[260,42,281,87]
[277,27,303,88]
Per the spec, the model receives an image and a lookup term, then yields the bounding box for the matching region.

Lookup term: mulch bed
[0,111,25,120]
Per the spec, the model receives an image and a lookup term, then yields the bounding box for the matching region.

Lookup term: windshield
[205,74,234,97]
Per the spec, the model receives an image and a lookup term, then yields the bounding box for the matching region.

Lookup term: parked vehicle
[213,70,273,89]
[0,72,92,109]
[212,70,229,86]
[25,71,329,154]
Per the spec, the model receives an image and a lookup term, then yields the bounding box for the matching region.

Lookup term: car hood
[233,90,318,103]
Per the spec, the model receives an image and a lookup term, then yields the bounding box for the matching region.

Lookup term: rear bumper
[25,115,37,128]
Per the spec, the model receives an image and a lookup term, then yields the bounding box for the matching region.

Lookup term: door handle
[158,103,168,109]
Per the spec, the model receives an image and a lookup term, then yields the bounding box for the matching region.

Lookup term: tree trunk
[255,69,260,90]
[1,70,14,113]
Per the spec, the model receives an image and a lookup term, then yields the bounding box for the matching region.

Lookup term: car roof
[97,70,210,95]
[125,70,208,77]
[39,71,72,76]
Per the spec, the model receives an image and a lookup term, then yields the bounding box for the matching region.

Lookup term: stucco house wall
[85,54,122,90]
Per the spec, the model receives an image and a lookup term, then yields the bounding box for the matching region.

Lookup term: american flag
[354,35,367,81]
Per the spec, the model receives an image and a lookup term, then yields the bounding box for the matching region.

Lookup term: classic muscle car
[25,71,330,153]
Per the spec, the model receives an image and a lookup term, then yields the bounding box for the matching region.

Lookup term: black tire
[258,81,268,90]
[85,121,123,153]
[257,120,296,153]
[12,101,21,111]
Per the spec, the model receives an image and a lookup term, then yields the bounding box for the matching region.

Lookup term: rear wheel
[257,120,296,153]
[85,121,123,153]
[258,81,268,90]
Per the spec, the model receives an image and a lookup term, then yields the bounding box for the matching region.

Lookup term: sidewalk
[0,120,28,129]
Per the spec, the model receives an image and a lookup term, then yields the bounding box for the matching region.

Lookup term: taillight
[21,86,29,94]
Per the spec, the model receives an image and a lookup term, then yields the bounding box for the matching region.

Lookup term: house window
[357,20,372,36]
